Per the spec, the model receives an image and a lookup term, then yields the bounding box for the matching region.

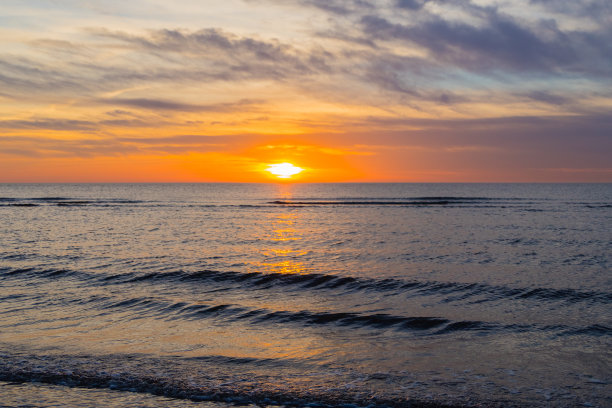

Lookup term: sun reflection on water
[257,259,307,275]
[270,213,301,242]
[252,185,313,274]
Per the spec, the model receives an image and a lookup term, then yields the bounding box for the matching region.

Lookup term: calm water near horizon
[0,183,610,407]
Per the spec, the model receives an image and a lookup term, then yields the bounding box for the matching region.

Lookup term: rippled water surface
[0,183,610,407]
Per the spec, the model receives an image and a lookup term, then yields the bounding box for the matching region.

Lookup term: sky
[0,0,611,182]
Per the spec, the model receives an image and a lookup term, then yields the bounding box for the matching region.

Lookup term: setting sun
[266,163,304,179]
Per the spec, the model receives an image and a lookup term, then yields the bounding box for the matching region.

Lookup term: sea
[0,183,610,407]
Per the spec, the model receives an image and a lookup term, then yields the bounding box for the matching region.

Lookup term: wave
[49,292,603,337]
[3,266,611,307]
[561,324,611,337]
[4,267,605,337]
[114,270,612,306]
[1,266,91,281]
[3,285,608,338]
[93,294,455,332]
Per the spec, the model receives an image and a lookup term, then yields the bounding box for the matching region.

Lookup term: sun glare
[266,162,303,179]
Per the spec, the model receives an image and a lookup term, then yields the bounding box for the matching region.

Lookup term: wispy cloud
[0,119,98,131]
[358,8,612,76]
[0,134,232,158]
[97,97,262,112]
[89,27,334,80]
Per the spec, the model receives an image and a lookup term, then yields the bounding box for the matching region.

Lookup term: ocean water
[0,183,610,407]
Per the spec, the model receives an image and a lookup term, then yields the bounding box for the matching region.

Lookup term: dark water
[0,183,610,407]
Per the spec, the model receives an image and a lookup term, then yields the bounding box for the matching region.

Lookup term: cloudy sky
[1,0,610,181]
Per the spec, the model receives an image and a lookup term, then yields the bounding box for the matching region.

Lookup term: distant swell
[0,195,546,209]
[269,200,456,206]
[0,197,144,207]
[267,196,540,207]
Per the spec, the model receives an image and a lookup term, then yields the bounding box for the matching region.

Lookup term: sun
[266,162,303,179]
